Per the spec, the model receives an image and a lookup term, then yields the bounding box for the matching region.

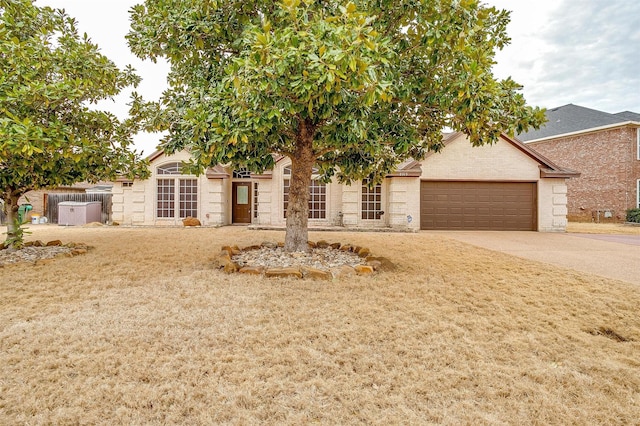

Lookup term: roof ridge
[518,104,633,141]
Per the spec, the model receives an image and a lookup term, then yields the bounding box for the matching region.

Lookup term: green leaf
[125,0,546,248]
[349,57,357,72]
[1,0,148,221]
[256,33,268,45]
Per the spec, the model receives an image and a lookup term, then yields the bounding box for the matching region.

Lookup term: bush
[626,208,640,223]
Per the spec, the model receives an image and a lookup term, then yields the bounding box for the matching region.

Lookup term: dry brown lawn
[1,225,639,425]
[568,222,640,235]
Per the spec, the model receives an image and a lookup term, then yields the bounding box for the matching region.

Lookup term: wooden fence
[46,193,113,224]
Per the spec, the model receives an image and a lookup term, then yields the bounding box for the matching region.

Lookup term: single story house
[518,104,640,221]
[112,132,578,231]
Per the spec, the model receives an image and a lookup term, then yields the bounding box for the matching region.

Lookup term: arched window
[283,165,326,219]
[233,168,252,179]
[156,162,198,219]
[157,162,183,175]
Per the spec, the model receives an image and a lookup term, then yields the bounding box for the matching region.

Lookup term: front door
[232,182,251,224]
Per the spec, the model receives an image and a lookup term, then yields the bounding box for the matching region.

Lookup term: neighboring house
[112,132,577,232]
[518,104,640,221]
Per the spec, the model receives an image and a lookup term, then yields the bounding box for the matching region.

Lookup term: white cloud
[487,0,640,113]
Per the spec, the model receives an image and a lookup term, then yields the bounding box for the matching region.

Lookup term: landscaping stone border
[0,240,93,267]
[216,240,395,280]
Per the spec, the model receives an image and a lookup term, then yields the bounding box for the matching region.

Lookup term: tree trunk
[284,121,316,252]
[3,192,21,248]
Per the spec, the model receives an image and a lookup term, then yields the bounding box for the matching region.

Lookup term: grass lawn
[567,221,640,235]
[1,225,639,424]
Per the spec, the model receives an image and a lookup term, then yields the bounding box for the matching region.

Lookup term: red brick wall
[529,126,640,222]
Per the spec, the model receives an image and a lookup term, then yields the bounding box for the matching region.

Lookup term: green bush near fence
[626,209,640,223]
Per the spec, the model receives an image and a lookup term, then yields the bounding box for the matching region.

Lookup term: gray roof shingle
[614,111,640,121]
[518,104,639,142]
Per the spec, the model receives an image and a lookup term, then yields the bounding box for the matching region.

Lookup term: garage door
[420,181,536,230]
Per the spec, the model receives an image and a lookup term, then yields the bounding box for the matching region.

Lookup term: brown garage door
[420,181,537,230]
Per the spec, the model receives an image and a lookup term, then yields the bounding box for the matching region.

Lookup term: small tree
[0,0,149,248]
[128,0,545,252]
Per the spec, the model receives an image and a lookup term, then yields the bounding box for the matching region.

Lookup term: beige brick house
[112,132,577,231]
[519,104,640,221]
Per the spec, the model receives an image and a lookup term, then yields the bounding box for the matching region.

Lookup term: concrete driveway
[433,231,640,285]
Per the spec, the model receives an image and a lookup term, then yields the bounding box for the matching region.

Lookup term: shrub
[626,208,640,223]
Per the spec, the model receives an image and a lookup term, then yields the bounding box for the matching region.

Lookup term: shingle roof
[518,104,639,142]
[614,111,640,121]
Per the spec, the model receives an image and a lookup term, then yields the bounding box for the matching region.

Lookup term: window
[253,182,259,219]
[283,165,326,219]
[179,179,198,218]
[233,168,252,179]
[122,181,133,188]
[156,179,175,218]
[309,180,326,219]
[157,162,183,175]
[361,179,382,219]
[156,163,198,219]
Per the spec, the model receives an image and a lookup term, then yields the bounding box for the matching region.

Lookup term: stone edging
[216,240,395,280]
[0,240,92,267]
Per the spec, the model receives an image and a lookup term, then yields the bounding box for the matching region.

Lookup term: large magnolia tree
[128,0,545,252]
[0,0,149,247]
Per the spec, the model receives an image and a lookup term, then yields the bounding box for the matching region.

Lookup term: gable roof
[491,133,580,178]
[146,149,165,163]
[426,132,579,178]
[518,104,640,142]
[143,132,578,180]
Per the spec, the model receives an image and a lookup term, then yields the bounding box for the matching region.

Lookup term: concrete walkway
[433,231,640,285]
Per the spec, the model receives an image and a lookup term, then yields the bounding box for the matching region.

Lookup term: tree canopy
[0,0,149,246]
[128,0,545,251]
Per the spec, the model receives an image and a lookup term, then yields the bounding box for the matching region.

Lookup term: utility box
[58,201,102,226]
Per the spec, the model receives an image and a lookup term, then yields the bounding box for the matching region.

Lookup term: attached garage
[420,181,537,230]
[411,132,579,232]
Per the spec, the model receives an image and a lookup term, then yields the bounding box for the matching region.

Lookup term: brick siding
[528,126,640,222]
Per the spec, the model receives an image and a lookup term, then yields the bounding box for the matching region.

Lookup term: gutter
[539,166,580,179]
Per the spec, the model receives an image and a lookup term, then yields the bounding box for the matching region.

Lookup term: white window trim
[233,168,252,179]
[156,177,199,219]
[155,163,199,220]
[282,164,328,220]
[360,179,384,221]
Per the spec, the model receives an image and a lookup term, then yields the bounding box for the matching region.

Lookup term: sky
[35,0,640,155]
